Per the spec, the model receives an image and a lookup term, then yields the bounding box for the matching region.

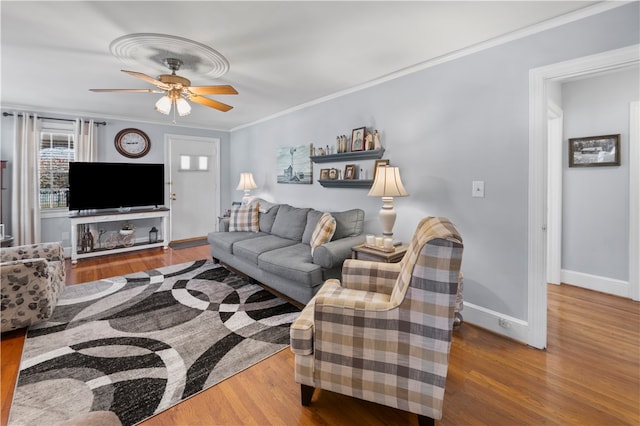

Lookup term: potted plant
[120,222,135,236]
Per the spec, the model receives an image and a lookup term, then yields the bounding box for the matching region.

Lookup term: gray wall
[229,3,639,321]
[0,112,231,246]
[562,67,639,281]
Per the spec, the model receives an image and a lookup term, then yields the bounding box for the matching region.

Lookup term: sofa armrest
[1,242,64,262]
[312,235,365,269]
[218,217,230,232]
[341,259,401,294]
[1,258,66,332]
[314,280,392,312]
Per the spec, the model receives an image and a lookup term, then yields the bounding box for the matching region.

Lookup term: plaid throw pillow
[229,203,259,232]
[310,212,336,255]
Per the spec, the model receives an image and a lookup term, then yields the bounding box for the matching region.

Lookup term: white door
[165,134,220,242]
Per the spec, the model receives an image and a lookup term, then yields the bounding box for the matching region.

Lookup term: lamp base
[242,190,254,205]
[378,196,396,238]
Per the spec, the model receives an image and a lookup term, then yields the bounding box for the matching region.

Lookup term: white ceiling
[1,1,600,131]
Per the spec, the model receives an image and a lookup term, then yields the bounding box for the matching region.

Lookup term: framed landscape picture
[276,144,312,184]
[568,134,620,167]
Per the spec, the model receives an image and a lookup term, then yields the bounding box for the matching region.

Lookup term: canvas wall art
[276,144,312,184]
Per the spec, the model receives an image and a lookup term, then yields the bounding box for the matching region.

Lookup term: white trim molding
[561,270,629,298]
[630,101,640,301]
[528,44,640,350]
[462,303,529,344]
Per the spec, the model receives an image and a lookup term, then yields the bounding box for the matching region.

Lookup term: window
[39,124,74,209]
[179,154,209,171]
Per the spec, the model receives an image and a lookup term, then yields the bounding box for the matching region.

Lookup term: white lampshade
[155,96,172,115]
[368,166,409,238]
[368,166,409,198]
[237,172,258,204]
[236,172,257,191]
[175,98,192,116]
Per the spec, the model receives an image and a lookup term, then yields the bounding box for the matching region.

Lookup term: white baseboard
[461,302,529,344]
[561,269,629,298]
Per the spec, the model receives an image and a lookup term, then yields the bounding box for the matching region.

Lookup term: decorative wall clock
[114,128,151,158]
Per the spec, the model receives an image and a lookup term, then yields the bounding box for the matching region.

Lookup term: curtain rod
[2,112,106,126]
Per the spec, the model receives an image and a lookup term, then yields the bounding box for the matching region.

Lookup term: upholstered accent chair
[290,217,463,425]
[1,242,66,333]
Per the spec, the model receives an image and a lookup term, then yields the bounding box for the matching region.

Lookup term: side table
[1,236,14,247]
[218,216,230,232]
[351,244,408,263]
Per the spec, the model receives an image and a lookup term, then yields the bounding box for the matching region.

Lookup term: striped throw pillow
[310,212,336,255]
[229,203,260,232]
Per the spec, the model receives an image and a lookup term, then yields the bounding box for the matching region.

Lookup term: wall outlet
[472,180,485,198]
[498,318,511,328]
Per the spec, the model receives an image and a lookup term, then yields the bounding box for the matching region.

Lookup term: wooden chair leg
[301,384,315,406]
[417,415,435,426]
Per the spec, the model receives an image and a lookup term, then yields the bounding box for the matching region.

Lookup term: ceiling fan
[90,58,238,116]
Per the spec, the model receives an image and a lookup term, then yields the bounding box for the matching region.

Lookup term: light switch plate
[472,180,485,198]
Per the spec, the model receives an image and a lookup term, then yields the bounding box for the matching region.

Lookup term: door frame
[164,133,221,243]
[546,100,563,286]
[528,44,640,349]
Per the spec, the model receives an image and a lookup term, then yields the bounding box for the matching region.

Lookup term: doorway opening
[528,45,639,349]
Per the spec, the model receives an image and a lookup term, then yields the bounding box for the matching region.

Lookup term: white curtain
[11,113,41,245]
[74,118,97,162]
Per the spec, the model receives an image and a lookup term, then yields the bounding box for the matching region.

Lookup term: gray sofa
[208,199,365,304]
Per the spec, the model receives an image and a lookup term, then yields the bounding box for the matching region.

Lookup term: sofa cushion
[207,231,265,255]
[331,208,365,239]
[229,203,259,232]
[270,204,310,241]
[252,198,278,213]
[259,204,280,233]
[301,209,323,244]
[310,213,336,255]
[258,243,323,287]
[233,235,298,265]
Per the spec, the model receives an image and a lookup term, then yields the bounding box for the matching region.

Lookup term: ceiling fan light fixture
[155,95,172,115]
[176,98,191,116]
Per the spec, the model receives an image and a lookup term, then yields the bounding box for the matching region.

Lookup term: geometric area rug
[8,260,301,426]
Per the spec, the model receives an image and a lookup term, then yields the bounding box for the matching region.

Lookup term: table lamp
[367,165,409,239]
[236,172,258,205]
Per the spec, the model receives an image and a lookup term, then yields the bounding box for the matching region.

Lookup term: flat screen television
[69,162,165,211]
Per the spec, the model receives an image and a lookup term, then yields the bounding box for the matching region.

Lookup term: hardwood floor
[2,246,639,425]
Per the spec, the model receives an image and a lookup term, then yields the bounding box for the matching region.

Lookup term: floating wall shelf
[310,148,385,164]
[318,179,374,189]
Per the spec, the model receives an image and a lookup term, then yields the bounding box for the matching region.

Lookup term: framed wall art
[319,168,330,180]
[351,127,365,152]
[276,144,313,184]
[344,164,356,179]
[568,134,620,167]
[373,159,389,180]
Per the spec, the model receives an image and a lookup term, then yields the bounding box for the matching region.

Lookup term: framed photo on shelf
[344,164,356,180]
[328,168,338,180]
[351,127,366,152]
[373,159,389,180]
[319,168,330,180]
[568,134,620,167]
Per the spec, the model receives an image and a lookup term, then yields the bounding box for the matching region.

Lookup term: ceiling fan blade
[188,85,238,95]
[89,88,163,93]
[189,95,234,112]
[121,70,170,90]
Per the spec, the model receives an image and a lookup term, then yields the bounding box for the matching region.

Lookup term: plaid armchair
[1,242,66,333]
[290,217,463,425]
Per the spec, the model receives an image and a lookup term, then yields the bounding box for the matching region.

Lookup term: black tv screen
[69,162,165,211]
